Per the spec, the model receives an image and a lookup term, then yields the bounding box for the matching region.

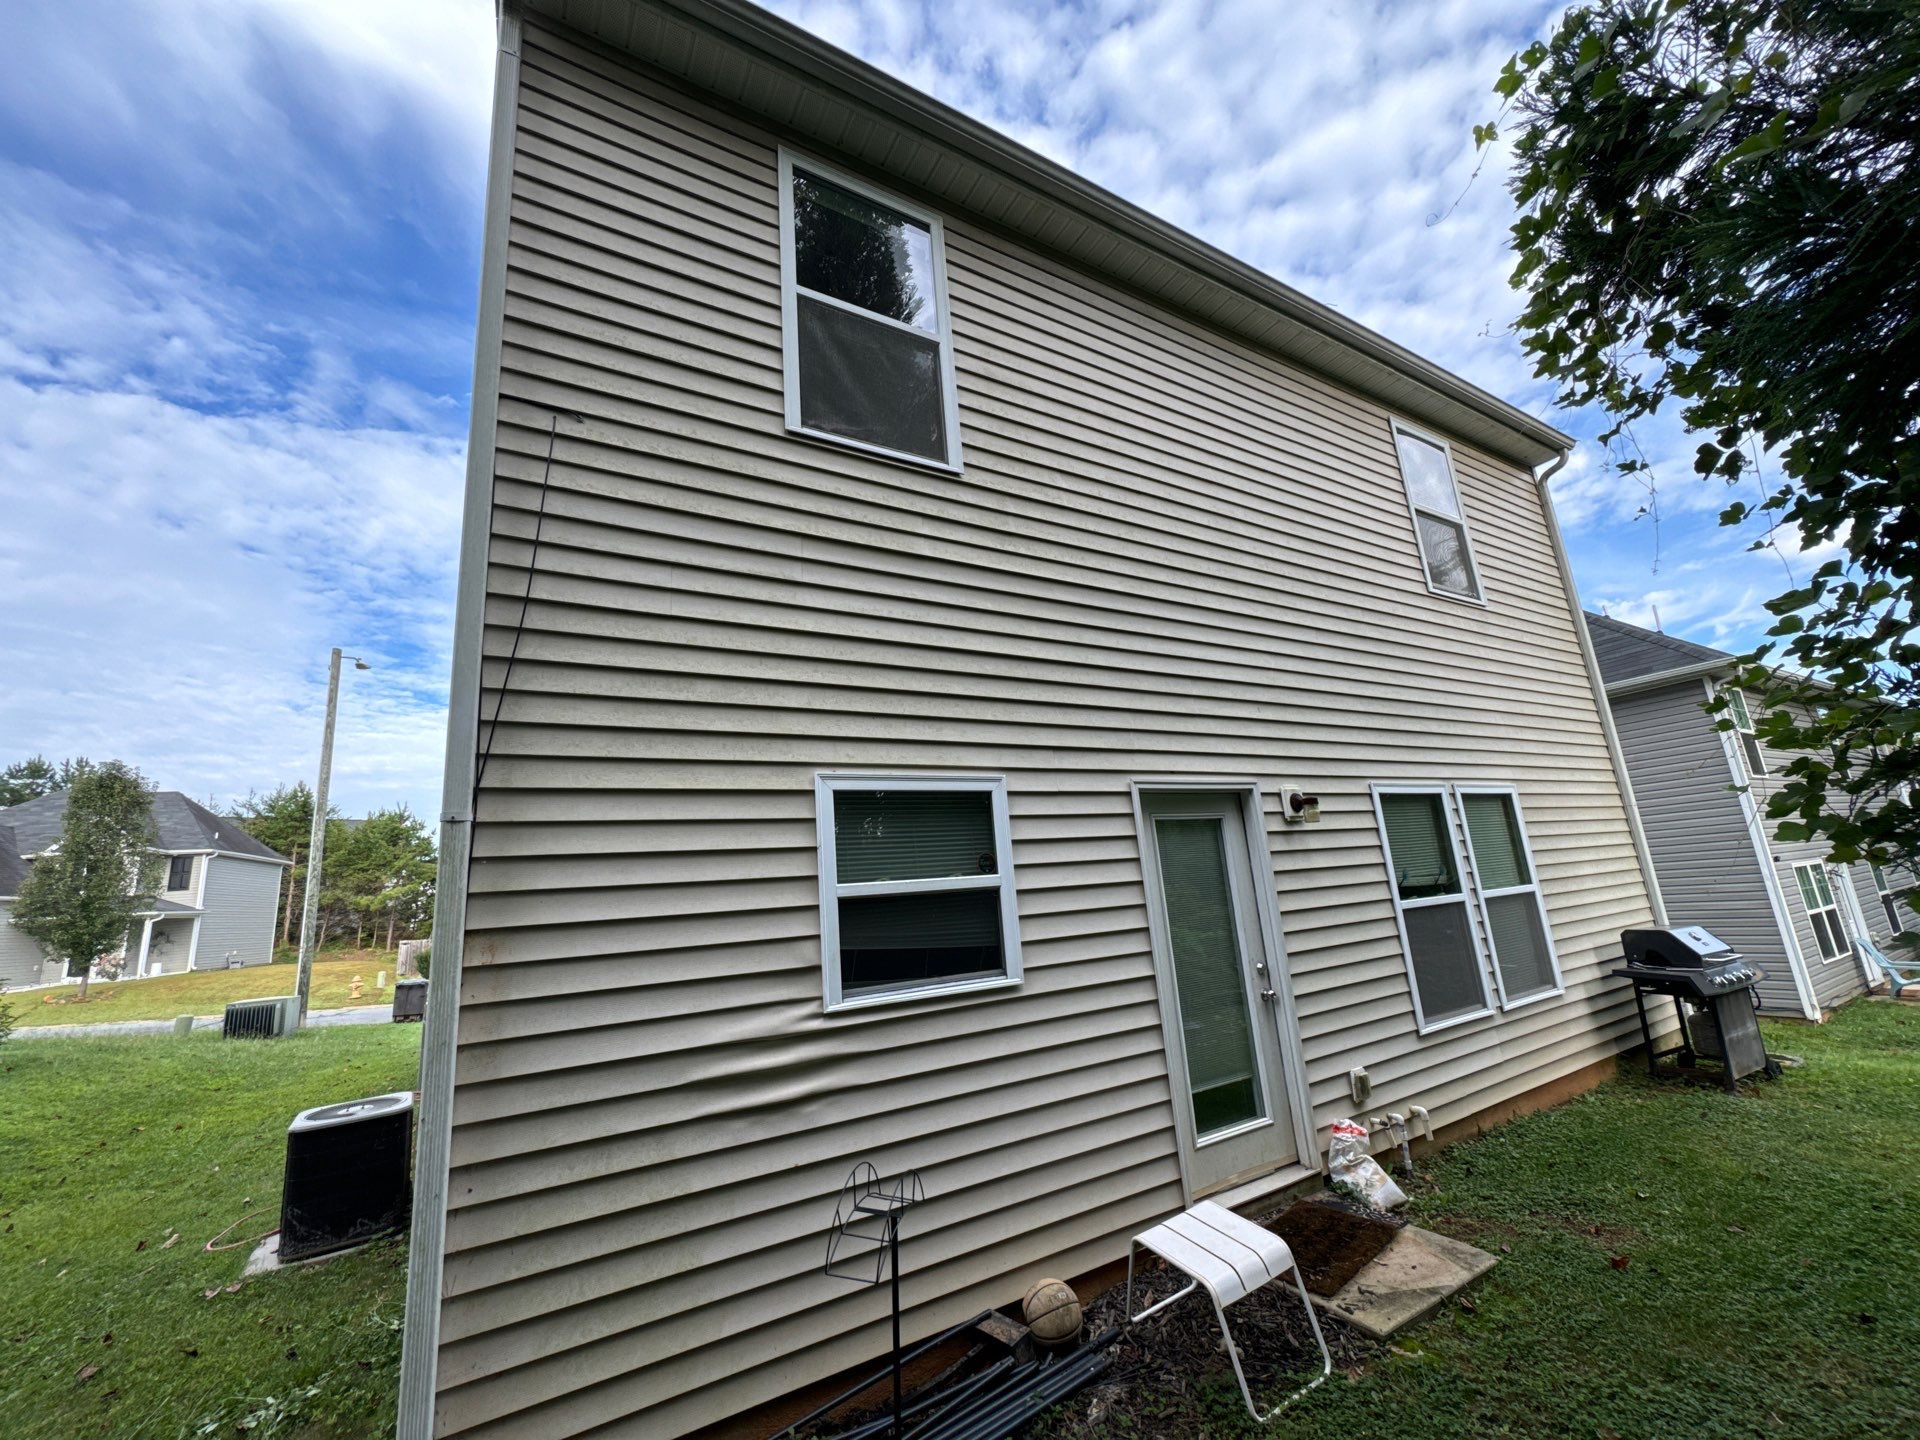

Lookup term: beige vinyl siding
[162,853,201,903]
[434,22,1655,1440]
[192,855,282,970]
[1606,683,1803,1014]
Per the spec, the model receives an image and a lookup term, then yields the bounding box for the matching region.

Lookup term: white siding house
[1589,612,1894,1019]
[400,5,1667,1437]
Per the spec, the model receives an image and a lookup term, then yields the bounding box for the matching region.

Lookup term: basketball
[1021,1277,1083,1347]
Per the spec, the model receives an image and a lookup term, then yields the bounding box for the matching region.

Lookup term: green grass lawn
[1045,999,1920,1439]
[0,1026,422,1439]
[11,954,407,1029]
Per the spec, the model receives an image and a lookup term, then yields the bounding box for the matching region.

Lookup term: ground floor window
[1793,862,1850,961]
[1373,784,1561,1034]
[1872,862,1908,934]
[814,774,1022,1010]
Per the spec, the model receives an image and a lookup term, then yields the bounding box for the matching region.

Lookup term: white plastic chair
[1125,1199,1332,1421]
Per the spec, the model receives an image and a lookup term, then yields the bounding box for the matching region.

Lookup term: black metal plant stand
[825,1163,925,1439]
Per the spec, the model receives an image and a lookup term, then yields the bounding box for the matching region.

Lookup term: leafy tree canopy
[1494,0,1920,868]
[10,762,160,996]
[0,755,100,808]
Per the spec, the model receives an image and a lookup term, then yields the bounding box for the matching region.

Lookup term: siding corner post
[1536,453,1668,927]
[396,7,524,1439]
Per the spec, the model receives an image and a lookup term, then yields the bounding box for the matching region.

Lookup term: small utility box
[392,979,427,1023]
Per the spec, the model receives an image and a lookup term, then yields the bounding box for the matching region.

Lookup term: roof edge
[522,0,1574,468]
[1603,658,1734,698]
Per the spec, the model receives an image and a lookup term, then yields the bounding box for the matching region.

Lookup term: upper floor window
[1390,422,1483,601]
[815,775,1020,1010]
[778,153,961,470]
[1724,687,1768,777]
[167,855,193,891]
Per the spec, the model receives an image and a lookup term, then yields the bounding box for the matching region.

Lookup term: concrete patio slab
[1309,1224,1497,1340]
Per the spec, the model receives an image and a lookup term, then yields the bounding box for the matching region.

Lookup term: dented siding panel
[434,24,1655,1439]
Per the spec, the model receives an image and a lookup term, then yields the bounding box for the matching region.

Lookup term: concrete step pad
[1308,1224,1496,1340]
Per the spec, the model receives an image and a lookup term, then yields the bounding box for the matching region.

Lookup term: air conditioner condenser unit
[279,1092,415,1262]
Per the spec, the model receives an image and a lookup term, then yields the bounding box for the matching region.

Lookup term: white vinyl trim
[1704,678,1820,1019]
[1455,784,1566,1009]
[1388,417,1488,605]
[814,772,1021,1011]
[1370,783,1496,1034]
[777,148,964,473]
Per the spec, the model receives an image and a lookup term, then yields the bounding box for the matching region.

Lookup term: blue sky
[0,0,1828,820]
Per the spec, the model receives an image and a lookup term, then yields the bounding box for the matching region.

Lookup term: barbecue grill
[1611,925,1781,1091]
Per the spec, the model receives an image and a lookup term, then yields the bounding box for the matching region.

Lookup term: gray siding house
[0,791,290,988]
[400,4,1670,1437]
[1589,613,1897,1019]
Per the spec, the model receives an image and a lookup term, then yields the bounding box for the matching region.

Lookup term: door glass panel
[1155,816,1263,1137]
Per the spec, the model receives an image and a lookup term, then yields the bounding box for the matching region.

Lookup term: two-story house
[1589,612,1900,1019]
[397,4,1670,1437]
[0,790,291,988]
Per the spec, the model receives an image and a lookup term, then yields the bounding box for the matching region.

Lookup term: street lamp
[294,648,369,1025]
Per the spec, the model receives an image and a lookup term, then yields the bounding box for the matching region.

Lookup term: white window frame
[1723,687,1769,778]
[1370,783,1496,1034]
[1793,861,1850,962]
[815,772,1021,1012]
[1456,785,1564,1010]
[1388,419,1487,606]
[1872,861,1908,934]
[777,149,964,473]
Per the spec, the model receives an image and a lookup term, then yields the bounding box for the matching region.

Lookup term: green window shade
[1795,864,1835,911]
[835,790,995,884]
[1486,892,1555,999]
[1463,793,1530,891]
[1726,688,1753,730]
[1381,794,1460,900]
[1872,862,1889,895]
[838,888,1003,995]
[1403,901,1485,1022]
[1155,817,1262,1137]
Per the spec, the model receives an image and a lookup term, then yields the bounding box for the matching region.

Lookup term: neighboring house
[0,791,291,988]
[398,5,1669,1438]
[1588,612,1903,1019]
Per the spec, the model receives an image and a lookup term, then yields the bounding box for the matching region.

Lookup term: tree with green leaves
[324,807,436,949]
[10,762,161,998]
[229,783,335,947]
[1491,0,1919,873]
[0,756,99,808]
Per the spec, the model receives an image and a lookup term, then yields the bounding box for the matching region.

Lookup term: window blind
[835,789,995,885]
[1381,793,1460,899]
[1463,794,1530,891]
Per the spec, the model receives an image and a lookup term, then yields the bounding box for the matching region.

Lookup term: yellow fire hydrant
[349,975,364,1000]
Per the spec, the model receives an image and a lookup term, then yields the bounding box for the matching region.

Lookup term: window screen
[1379,792,1488,1026]
[1460,792,1559,1003]
[1794,863,1849,961]
[818,778,1020,1006]
[783,161,957,466]
[1393,427,1482,599]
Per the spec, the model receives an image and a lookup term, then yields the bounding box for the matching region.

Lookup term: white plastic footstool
[1124,1199,1332,1421]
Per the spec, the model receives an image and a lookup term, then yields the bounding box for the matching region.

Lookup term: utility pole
[294,647,369,1024]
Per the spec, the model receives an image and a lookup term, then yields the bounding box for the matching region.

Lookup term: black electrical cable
[472,409,579,799]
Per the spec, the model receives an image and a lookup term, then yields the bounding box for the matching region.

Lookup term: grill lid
[1622,925,1738,969]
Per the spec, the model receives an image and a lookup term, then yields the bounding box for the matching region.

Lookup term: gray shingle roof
[0,790,289,863]
[0,825,26,897]
[1586,612,1735,688]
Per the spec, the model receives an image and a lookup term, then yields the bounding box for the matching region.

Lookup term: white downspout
[1536,451,1668,925]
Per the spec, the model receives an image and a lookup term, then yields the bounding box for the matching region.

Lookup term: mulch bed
[1037,1195,1390,1437]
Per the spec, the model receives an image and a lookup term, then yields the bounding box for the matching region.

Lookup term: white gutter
[1537,453,1668,926]
[1602,658,1732,698]
[396,5,523,1437]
